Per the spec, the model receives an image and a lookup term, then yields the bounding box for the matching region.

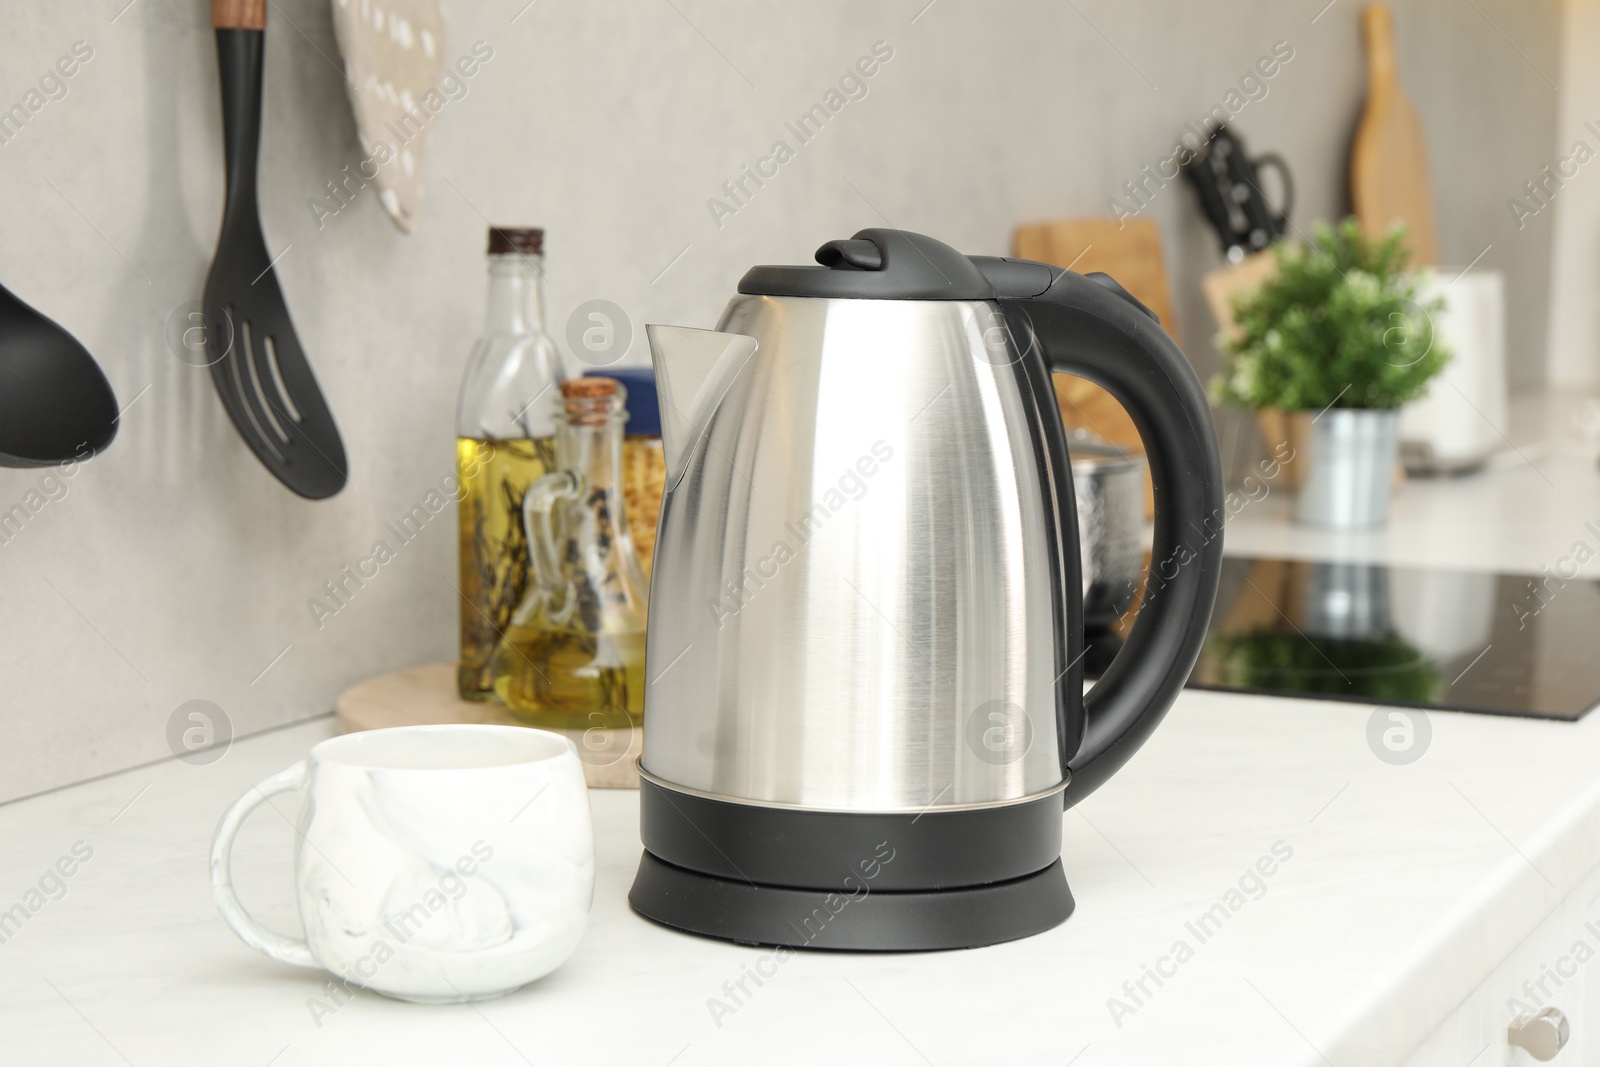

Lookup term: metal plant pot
[1293,408,1401,527]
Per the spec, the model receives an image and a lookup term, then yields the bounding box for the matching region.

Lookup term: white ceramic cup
[210,724,594,1003]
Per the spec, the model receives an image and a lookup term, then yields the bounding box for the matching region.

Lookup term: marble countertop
[4,427,1600,1066]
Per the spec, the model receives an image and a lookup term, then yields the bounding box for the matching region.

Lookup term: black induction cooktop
[1170,555,1600,720]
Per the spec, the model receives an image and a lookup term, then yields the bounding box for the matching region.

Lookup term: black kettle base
[628,851,1074,952]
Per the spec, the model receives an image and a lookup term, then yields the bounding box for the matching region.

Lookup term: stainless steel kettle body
[644,294,1067,811]
[629,230,1224,951]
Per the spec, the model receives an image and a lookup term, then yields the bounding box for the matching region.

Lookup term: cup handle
[209,760,318,968]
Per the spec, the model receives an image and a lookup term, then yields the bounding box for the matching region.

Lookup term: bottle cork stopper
[560,378,617,399]
[559,377,620,426]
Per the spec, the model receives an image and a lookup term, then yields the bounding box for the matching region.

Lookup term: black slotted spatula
[203,0,346,499]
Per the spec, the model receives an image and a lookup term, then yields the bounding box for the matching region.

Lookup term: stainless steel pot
[1070,438,1147,631]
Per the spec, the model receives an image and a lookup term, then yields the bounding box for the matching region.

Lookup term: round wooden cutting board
[334,661,641,789]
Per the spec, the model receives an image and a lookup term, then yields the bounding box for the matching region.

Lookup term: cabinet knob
[1509,1007,1570,1061]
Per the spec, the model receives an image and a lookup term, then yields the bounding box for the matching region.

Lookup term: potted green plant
[1213,218,1448,526]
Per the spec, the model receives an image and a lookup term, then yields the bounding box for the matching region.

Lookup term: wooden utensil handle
[1361,4,1396,86]
[213,0,265,30]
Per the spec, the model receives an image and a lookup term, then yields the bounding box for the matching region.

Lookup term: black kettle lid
[737,228,997,300]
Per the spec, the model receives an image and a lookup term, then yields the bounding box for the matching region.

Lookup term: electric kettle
[629,229,1223,950]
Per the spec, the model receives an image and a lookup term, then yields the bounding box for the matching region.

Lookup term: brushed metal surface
[643,295,1067,811]
[635,764,1067,813]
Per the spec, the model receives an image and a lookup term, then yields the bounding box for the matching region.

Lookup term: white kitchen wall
[1546,0,1600,387]
[0,0,1558,801]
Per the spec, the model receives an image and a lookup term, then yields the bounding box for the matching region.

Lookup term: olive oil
[453,226,565,701]
[488,378,650,729]
[493,628,646,730]
[455,435,555,699]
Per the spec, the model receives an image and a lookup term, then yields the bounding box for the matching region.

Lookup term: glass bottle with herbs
[583,367,666,579]
[455,227,564,700]
[491,378,649,729]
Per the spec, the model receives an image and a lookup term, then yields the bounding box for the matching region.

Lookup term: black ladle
[0,281,118,467]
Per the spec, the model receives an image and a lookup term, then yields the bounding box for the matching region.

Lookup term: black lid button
[814,239,884,271]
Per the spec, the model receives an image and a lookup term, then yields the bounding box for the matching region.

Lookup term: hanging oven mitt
[328,0,449,233]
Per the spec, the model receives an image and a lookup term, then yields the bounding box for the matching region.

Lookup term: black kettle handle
[978,260,1224,808]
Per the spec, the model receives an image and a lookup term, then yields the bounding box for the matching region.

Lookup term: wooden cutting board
[335,662,641,789]
[1201,249,1277,342]
[1350,3,1438,266]
[1013,218,1180,518]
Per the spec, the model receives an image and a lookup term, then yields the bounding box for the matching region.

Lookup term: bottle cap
[559,377,623,427]
[487,227,544,256]
[560,377,616,399]
[584,366,660,437]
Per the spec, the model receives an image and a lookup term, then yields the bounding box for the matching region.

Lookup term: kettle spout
[645,325,759,484]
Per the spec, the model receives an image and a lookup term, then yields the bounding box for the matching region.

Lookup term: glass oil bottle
[455,227,564,700]
[491,378,650,729]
